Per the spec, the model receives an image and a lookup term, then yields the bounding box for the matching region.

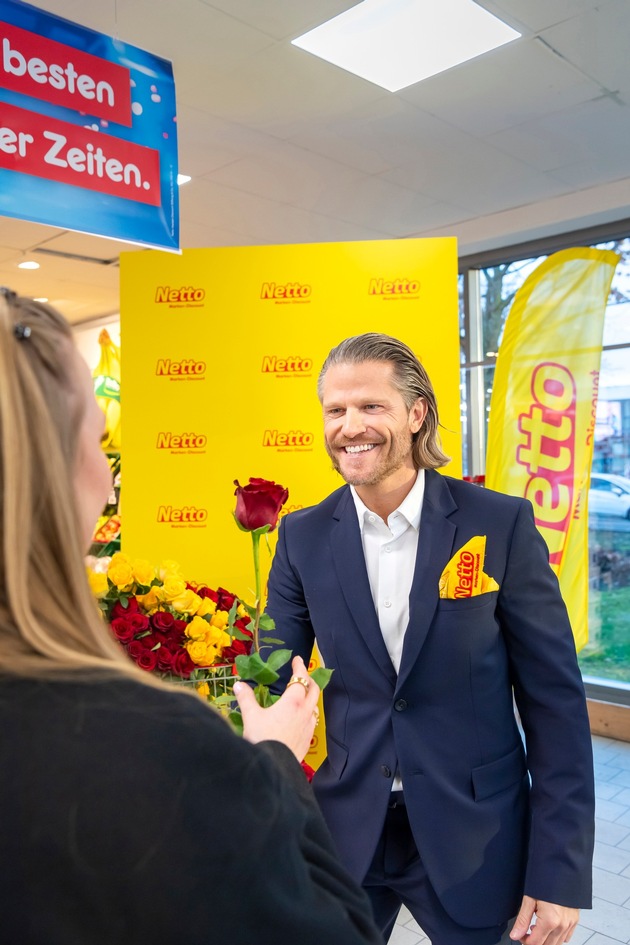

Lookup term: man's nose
[341,409,366,438]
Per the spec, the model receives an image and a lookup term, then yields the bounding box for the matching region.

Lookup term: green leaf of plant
[266,648,292,672]
[230,626,253,642]
[228,710,244,736]
[258,612,276,631]
[259,636,284,645]
[310,667,334,690]
[236,651,279,685]
[239,601,257,619]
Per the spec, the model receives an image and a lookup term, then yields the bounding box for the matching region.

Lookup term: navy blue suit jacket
[266,470,594,928]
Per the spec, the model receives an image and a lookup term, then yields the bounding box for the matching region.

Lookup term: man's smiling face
[321,360,426,490]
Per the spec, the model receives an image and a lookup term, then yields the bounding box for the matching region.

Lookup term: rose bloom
[107,559,134,591]
[127,640,145,662]
[110,617,135,645]
[233,477,289,531]
[196,597,217,618]
[186,640,208,666]
[205,624,230,649]
[135,587,161,614]
[131,558,154,587]
[185,615,208,641]
[195,681,210,698]
[151,611,175,632]
[128,613,150,634]
[135,648,159,672]
[171,588,202,616]
[111,598,140,620]
[160,576,187,602]
[87,570,108,598]
[172,650,195,678]
[210,609,229,631]
[156,647,175,672]
[157,559,182,582]
[217,587,237,611]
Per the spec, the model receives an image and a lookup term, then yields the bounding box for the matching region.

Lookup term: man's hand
[510,896,579,944]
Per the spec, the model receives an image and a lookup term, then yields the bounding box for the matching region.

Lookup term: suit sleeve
[498,499,595,908]
[267,515,317,689]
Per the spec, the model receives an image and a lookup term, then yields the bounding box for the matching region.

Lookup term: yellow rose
[171,589,202,616]
[186,640,208,665]
[203,644,219,665]
[185,615,208,641]
[196,598,217,618]
[210,609,229,631]
[135,588,161,614]
[158,559,182,582]
[237,603,248,618]
[205,624,230,649]
[132,559,154,587]
[87,569,108,598]
[160,576,187,601]
[110,552,131,566]
[107,558,134,591]
[195,682,210,699]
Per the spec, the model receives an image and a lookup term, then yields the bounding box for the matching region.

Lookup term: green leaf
[235,652,279,686]
[230,626,253,642]
[310,667,334,690]
[239,601,257,619]
[228,710,244,736]
[266,648,292,672]
[136,583,151,595]
[259,636,284,645]
[227,598,240,628]
[258,612,276,631]
[254,683,274,707]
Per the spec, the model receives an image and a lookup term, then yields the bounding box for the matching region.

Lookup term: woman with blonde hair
[0,289,383,945]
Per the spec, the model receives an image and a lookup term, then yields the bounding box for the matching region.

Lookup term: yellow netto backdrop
[121,239,460,764]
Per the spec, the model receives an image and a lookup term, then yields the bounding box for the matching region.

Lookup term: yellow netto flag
[485,247,619,651]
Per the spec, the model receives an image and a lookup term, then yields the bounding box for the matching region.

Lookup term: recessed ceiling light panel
[292,0,521,92]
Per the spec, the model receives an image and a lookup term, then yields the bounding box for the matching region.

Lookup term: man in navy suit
[267,333,594,945]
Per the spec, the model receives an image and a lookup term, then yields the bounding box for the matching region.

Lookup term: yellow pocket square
[438,536,499,599]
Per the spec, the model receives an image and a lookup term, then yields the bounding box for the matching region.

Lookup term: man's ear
[409,397,427,434]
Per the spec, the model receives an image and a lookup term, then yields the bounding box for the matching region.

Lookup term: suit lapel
[397,470,458,690]
[330,488,397,685]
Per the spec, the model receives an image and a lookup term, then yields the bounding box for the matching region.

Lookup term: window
[460,225,630,693]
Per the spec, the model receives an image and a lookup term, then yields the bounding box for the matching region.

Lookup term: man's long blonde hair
[0,291,147,678]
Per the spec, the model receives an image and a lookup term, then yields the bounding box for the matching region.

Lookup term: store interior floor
[392,734,630,945]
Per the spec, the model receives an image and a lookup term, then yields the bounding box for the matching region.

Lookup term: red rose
[138,633,160,650]
[151,611,175,631]
[111,597,140,619]
[172,618,188,635]
[172,650,195,679]
[135,648,159,672]
[156,647,175,672]
[127,640,145,664]
[110,617,135,645]
[217,587,237,611]
[128,613,150,633]
[233,478,288,532]
[197,586,218,601]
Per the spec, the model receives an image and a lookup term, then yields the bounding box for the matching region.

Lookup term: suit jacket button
[380,765,392,778]
[394,699,408,711]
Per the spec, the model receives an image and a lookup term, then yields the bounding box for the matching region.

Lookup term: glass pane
[578,347,630,684]
[595,238,630,347]
[479,257,545,358]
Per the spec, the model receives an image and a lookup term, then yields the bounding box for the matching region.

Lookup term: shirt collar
[350,469,425,534]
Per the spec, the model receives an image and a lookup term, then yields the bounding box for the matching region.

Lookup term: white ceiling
[1,0,630,322]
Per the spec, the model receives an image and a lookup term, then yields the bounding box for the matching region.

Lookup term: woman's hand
[233,656,321,761]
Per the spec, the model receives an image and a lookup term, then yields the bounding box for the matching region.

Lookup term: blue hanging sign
[0,0,179,250]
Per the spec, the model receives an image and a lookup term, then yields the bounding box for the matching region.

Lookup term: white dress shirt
[350,471,425,791]
[350,470,425,674]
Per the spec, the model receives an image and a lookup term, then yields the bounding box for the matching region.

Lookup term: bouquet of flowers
[88,555,254,702]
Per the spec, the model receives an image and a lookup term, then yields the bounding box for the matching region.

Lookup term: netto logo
[516,361,577,569]
[263,430,314,447]
[260,281,312,300]
[157,505,208,523]
[156,432,207,449]
[261,355,313,374]
[156,358,206,376]
[369,278,420,296]
[155,286,206,303]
